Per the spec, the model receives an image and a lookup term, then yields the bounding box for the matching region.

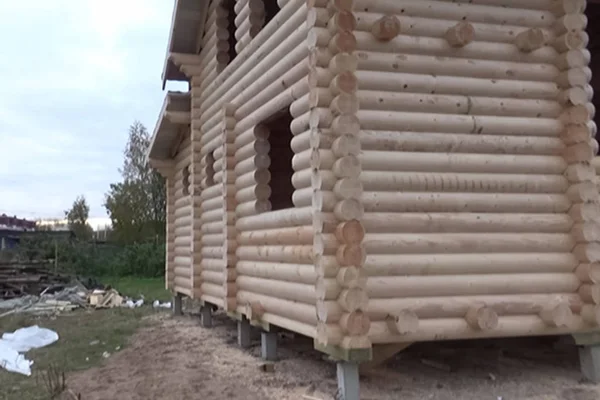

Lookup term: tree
[104,121,166,244]
[65,195,93,240]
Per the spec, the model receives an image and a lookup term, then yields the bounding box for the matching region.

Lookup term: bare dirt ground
[68,311,600,400]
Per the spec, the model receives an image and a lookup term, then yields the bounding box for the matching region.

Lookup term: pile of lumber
[0,260,70,299]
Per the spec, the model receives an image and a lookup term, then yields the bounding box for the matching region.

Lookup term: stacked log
[234,0,266,54]
[173,137,193,297]
[303,0,370,352]
[551,2,600,328]
[347,0,594,342]
[220,104,238,311]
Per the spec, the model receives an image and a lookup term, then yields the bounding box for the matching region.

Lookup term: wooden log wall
[166,170,176,290]
[304,0,370,351]
[172,0,314,323]
[173,137,193,297]
[347,0,600,343]
[231,0,316,336]
[234,0,265,54]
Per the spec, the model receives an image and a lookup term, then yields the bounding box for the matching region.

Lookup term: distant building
[0,214,36,250]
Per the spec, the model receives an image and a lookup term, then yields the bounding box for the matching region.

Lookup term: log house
[147,0,600,397]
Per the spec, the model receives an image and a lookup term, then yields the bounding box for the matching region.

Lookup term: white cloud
[0,0,176,219]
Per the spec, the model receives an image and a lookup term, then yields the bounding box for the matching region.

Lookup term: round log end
[445,22,475,48]
[465,305,499,331]
[335,220,366,244]
[576,264,600,284]
[334,178,363,200]
[581,305,600,326]
[572,223,600,243]
[515,28,547,53]
[567,182,599,204]
[329,31,357,54]
[559,87,589,106]
[336,244,366,267]
[336,266,367,289]
[330,11,357,32]
[331,93,359,116]
[340,311,371,336]
[371,15,401,42]
[386,310,419,335]
[333,155,361,179]
[331,71,358,95]
[332,135,360,157]
[329,53,359,74]
[334,199,364,221]
[564,163,595,184]
[579,284,600,304]
[337,288,369,312]
[539,303,573,328]
[331,114,360,135]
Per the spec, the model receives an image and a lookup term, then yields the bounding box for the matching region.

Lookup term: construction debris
[0,260,70,299]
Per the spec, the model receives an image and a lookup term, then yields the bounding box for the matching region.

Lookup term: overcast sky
[0,1,185,222]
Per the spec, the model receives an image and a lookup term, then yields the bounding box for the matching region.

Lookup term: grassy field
[101,277,171,302]
[0,277,170,400]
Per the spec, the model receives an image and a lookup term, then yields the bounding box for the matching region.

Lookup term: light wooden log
[199,1,307,122]
[362,192,571,213]
[360,151,566,174]
[237,290,317,325]
[237,276,316,304]
[201,270,225,285]
[236,261,317,284]
[236,184,271,203]
[353,0,555,28]
[354,31,558,64]
[359,110,563,137]
[356,51,559,82]
[235,200,272,218]
[236,207,313,231]
[357,90,562,118]
[174,276,192,289]
[360,171,568,194]
[363,233,573,254]
[367,273,580,299]
[369,316,586,343]
[236,245,314,264]
[360,130,564,156]
[356,70,559,100]
[238,226,314,245]
[364,253,578,277]
[367,293,583,320]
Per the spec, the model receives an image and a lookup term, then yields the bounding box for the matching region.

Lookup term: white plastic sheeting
[0,326,59,376]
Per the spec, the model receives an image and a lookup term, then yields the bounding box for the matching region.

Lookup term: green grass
[101,276,171,302]
[0,308,155,400]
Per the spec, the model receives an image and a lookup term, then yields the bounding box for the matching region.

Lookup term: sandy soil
[68,311,600,400]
